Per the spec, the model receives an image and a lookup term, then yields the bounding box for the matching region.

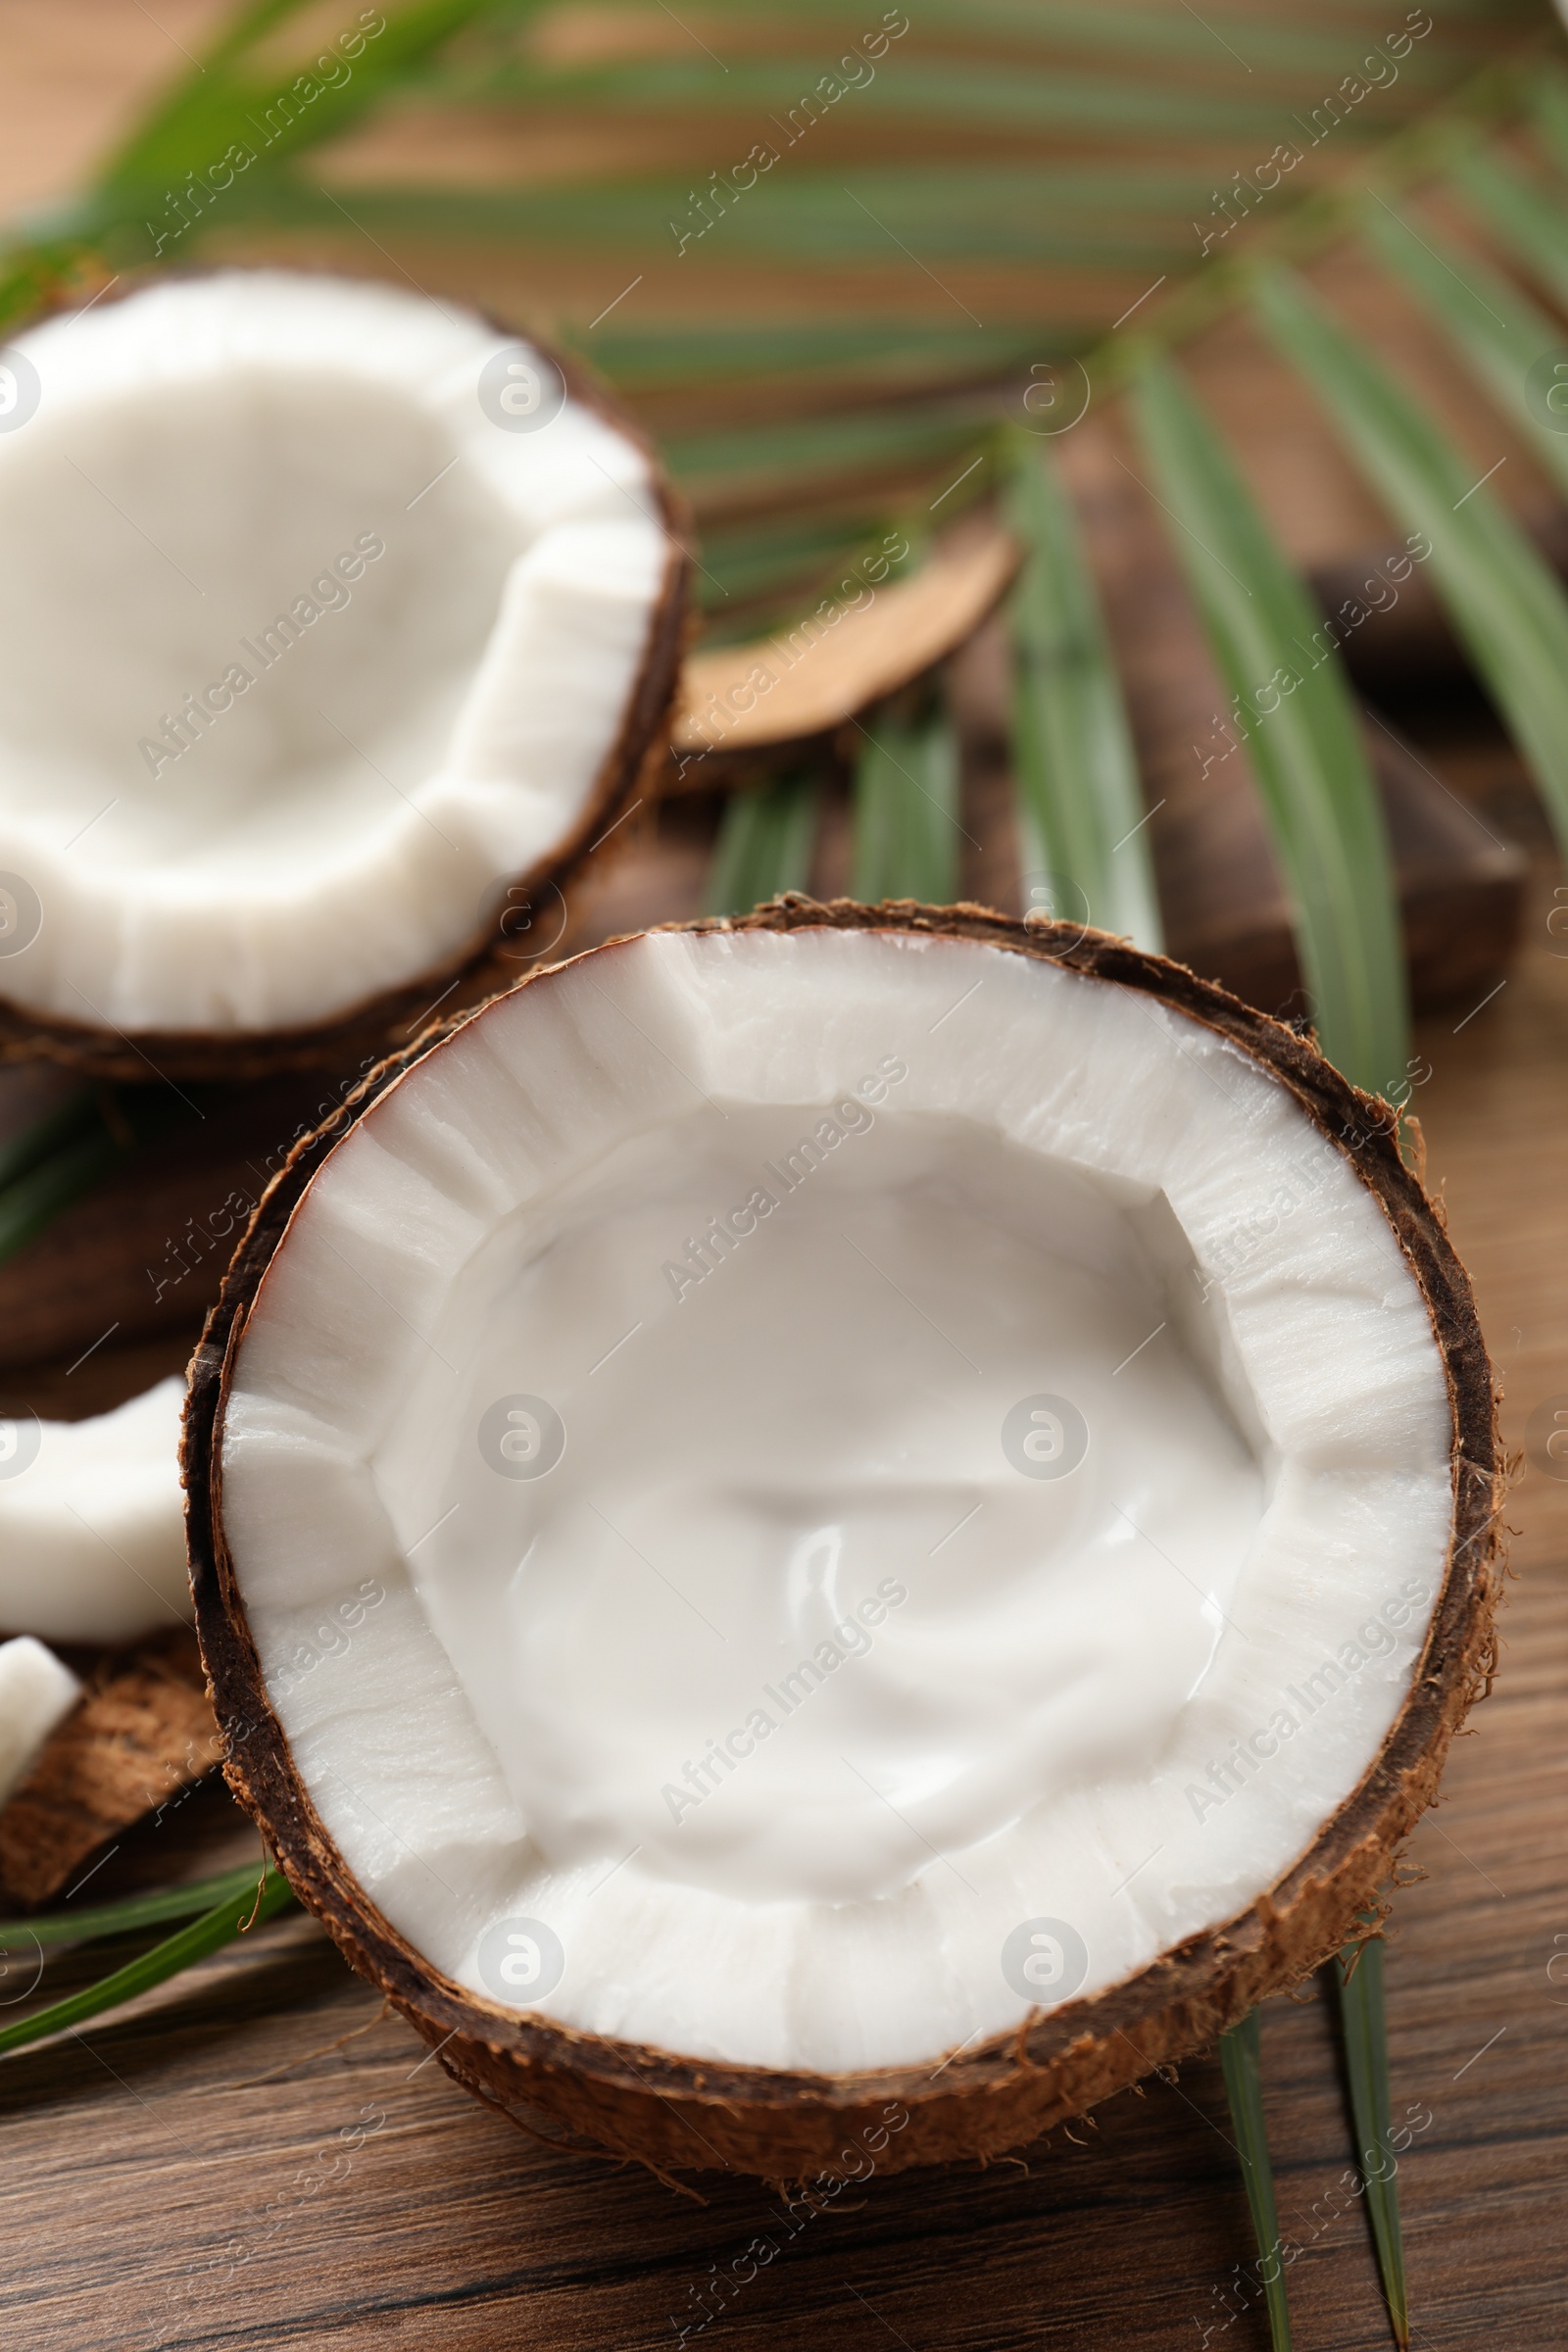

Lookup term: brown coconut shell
[0,267,691,1083]
[183,898,1504,2181]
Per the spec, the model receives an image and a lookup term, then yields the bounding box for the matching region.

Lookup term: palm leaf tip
[1218,2008,1295,2352]
[0,1864,297,2062]
[1335,1930,1410,2349]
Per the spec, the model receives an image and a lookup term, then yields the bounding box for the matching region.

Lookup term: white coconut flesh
[0,1636,81,1807]
[0,270,668,1035]
[220,927,1453,2075]
[0,1377,190,1644]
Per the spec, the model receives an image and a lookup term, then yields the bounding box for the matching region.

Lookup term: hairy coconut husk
[0,269,692,1083]
[184,899,1503,2180]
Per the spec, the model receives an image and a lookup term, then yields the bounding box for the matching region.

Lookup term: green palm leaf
[663,405,985,514]
[0,1086,200,1264]
[227,166,1223,268]
[94,0,506,201]
[1335,1930,1410,2349]
[851,701,962,904]
[1003,425,1162,952]
[465,54,1367,141]
[590,0,1488,81]
[1129,353,1404,1088]
[1218,2010,1294,2352]
[1360,192,1568,501]
[1448,143,1568,311]
[0,1860,266,1950]
[1533,62,1568,170]
[1254,262,1568,868]
[581,318,1045,394]
[0,1863,296,2062]
[705,771,820,915]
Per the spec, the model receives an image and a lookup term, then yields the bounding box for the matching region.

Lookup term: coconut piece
[186,901,1500,2179]
[667,511,1018,787]
[0,1630,220,1906]
[0,270,687,1078]
[0,1637,81,1812]
[0,1378,189,1643]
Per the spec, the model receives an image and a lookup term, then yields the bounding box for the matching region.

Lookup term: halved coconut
[186,901,1500,2179]
[0,270,686,1077]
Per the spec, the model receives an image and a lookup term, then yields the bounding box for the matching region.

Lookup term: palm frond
[93,0,504,199]
[1129,349,1405,1090]
[1360,192,1568,502]
[0,1860,266,1950]
[0,1085,204,1264]
[663,404,986,515]
[704,770,819,914]
[1002,425,1161,951]
[851,700,961,904]
[1448,141,1568,311]
[0,1862,296,2062]
[0,21,1552,2310]
[1254,262,1568,870]
[1335,1931,1410,2350]
[578,318,1046,396]
[1218,2010,1294,2352]
[463,52,1421,138]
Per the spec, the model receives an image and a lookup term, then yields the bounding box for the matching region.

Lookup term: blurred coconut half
[187,901,1500,2179]
[0,270,687,1076]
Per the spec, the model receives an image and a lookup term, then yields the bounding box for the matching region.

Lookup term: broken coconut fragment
[0,270,685,1074]
[0,1631,220,1907]
[0,1638,81,1812]
[667,512,1018,784]
[0,1379,189,1644]
[187,902,1500,2178]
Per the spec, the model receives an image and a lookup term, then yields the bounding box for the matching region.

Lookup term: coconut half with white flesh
[0,270,686,1077]
[186,900,1500,2179]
